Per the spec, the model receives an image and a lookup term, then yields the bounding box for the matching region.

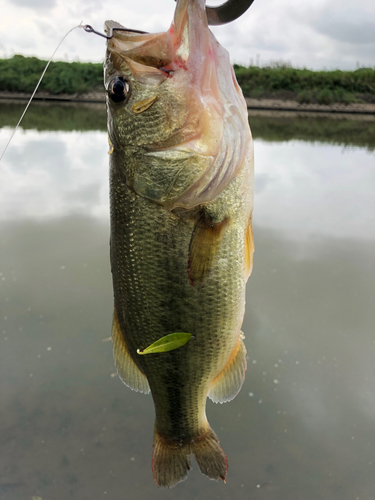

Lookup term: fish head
[105,0,252,209]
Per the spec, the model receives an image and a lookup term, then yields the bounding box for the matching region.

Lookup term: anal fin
[112,308,150,394]
[209,334,247,403]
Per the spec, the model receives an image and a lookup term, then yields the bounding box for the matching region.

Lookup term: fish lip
[106,0,210,70]
[105,0,210,73]
[104,20,176,75]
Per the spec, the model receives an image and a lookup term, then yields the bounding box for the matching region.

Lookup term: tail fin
[152,426,228,488]
[152,431,192,488]
[190,427,228,483]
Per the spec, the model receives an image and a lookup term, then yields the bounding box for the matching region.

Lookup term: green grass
[0,55,103,95]
[233,63,375,104]
[0,55,374,105]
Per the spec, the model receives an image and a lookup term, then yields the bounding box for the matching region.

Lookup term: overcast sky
[0,0,374,70]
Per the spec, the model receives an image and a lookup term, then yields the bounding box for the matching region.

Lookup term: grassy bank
[234,64,375,105]
[0,55,103,95]
[1,55,374,105]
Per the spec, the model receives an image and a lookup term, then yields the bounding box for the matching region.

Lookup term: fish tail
[152,426,228,488]
[152,430,192,488]
[190,426,228,483]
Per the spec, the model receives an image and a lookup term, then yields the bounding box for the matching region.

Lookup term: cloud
[314,11,375,45]
[11,0,57,9]
[0,0,374,69]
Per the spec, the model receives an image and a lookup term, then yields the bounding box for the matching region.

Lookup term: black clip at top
[174,0,255,25]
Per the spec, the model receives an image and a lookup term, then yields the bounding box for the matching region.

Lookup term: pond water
[0,102,374,500]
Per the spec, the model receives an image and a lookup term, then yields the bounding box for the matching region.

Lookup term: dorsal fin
[209,334,247,403]
[112,308,150,394]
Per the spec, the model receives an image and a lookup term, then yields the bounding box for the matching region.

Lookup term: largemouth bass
[105,0,254,488]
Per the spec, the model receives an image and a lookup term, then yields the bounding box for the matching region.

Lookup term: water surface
[1,102,374,500]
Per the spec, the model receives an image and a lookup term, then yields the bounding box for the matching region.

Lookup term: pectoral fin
[209,334,247,403]
[188,212,228,286]
[112,308,150,394]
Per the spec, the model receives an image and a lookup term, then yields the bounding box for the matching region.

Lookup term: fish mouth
[105,24,174,74]
[105,0,210,77]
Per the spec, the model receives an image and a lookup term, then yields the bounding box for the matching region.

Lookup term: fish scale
[106,0,254,488]
[110,149,251,452]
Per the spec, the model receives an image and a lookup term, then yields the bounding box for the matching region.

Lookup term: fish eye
[108,76,131,104]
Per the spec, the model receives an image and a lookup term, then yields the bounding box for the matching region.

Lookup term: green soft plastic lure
[137,332,192,355]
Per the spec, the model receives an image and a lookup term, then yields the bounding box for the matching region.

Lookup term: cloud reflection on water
[1,127,374,243]
[0,129,108,221]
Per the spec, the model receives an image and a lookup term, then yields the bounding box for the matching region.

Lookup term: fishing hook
[83,24,149,39]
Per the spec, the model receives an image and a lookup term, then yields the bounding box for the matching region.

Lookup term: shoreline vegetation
[1,55,375,113]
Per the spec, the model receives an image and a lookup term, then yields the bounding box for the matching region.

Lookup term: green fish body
[105,0,254,488]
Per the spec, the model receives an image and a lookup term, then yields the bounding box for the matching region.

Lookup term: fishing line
[0,22,86,163]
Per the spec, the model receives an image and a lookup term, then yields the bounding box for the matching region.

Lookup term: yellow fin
[209,334,247,404]
[245,217,254,280]
[112,308,150,394]
[132,95,158,114]
[108,134,114,155]
[188,212,228,286]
